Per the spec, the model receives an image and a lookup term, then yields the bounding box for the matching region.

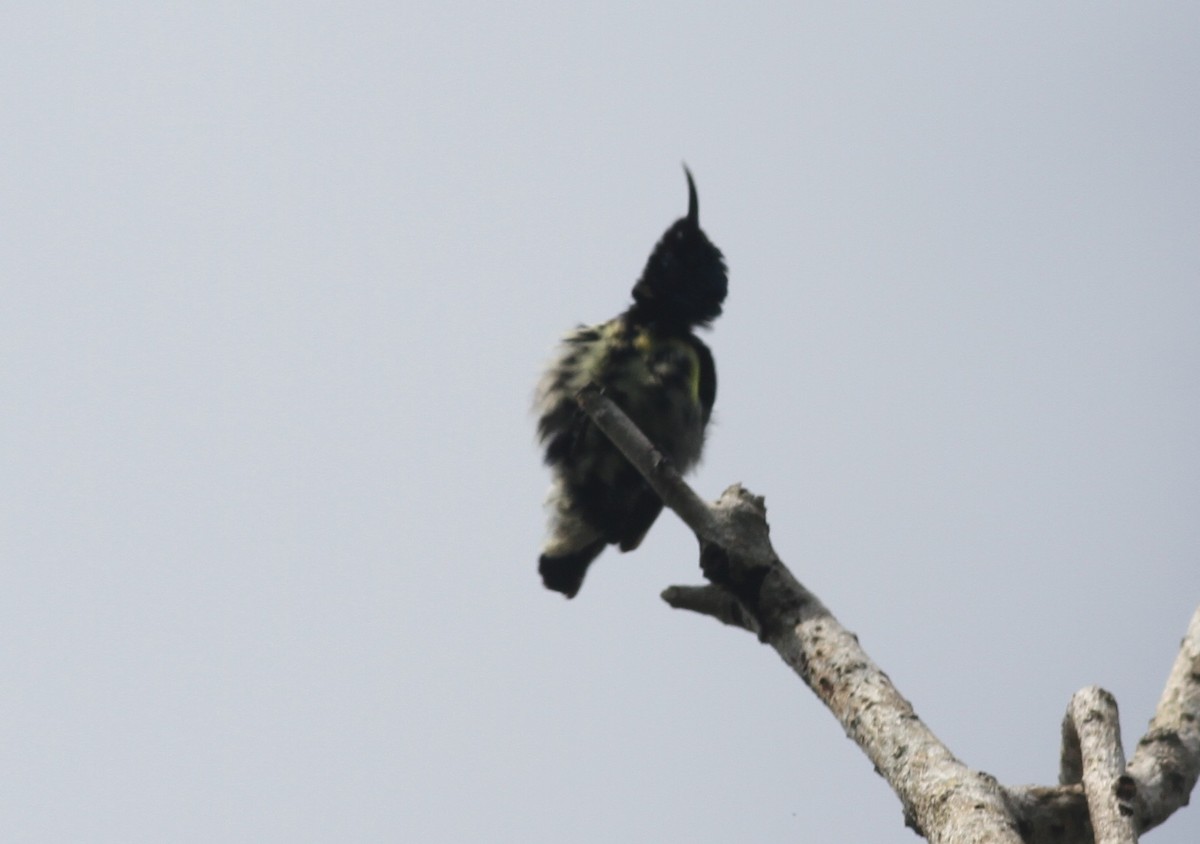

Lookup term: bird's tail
[539,539,605,599]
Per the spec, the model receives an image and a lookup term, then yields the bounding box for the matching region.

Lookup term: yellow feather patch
[631,329,701,406]
[632,327,653,354]
[685,345,701,404]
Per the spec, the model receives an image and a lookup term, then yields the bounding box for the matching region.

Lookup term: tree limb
[1061,687,1138,843]
[575,387,1200,843]
[1125,605,1200,832]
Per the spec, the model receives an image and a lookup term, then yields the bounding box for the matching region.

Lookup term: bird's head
[630,167,728,328]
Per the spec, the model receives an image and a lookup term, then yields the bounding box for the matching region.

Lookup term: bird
[534,167,728,598]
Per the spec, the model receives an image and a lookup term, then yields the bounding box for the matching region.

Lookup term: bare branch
[578,390,1022,842]
[1062,686,1137,843]
[574,389,1200,843]
[1010,611,1200,841]
[660,584,760,635]
[1126,605,1200,832]
[575,384,720,540]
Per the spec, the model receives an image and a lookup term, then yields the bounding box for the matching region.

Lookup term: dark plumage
[534,168,727,597]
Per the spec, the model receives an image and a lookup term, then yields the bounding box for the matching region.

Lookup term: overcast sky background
[3,3,1198,842]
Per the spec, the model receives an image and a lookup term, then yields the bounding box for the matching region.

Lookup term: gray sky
[4,3,1198,841]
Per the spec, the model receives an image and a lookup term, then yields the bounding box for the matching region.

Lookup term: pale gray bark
[1061,687,1138,843]
[576,388,1200,843]
[1125,608,1200,831]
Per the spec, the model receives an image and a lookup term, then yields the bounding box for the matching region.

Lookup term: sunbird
[534,168,728,597]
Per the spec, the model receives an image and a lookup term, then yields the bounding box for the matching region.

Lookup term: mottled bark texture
[1125,608,1200,831]
[577,389,1199,843]
[1061,687,1138,843]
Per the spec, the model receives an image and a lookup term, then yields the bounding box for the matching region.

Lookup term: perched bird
[534,168,728,598]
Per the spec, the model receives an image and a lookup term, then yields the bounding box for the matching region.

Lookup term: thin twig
[660,584,761,635]
[575,384,721,540]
